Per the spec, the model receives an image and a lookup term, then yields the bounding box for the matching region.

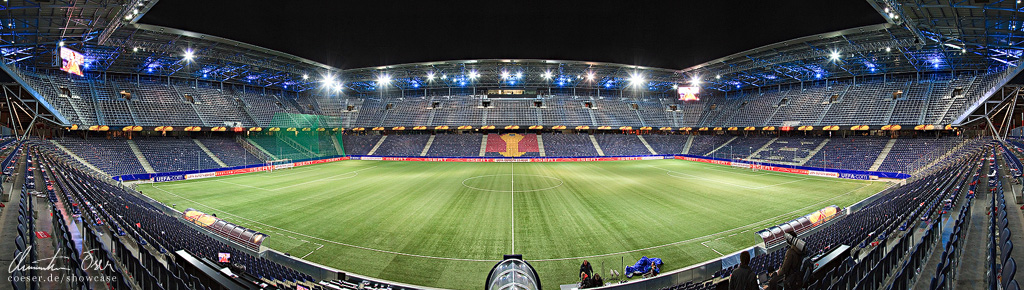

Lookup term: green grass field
[136,159,890,289]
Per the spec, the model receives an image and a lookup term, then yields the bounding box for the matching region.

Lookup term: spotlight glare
[58,41,64,47]
[377,74,392,85]
[829,51,840,61]
[586,73,595,81]
[501,71,510,79]
[515,72,522,78]
[302,74,308,80]
[427,72,436,80]
[885,47,891,52]
[542,71,552,79]
[183,49,195,61]
[715,75,721,79]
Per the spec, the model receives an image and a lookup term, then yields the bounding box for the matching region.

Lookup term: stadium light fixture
[469,70,479,80]
[183,49,195,61]
[586,72,595,81]
[690,76,701,85]
[628,73,645,87]
[501,71,510,79]
[829,51,840,61]
[378,74,392,86]
[885,47,891,52]
[715,75,721,80]
[427,72,436,81]
[58,41,64,47]
[441,74,447,80]
[302,74,308,80]
[542,71,552,79]
[515,72,522,79]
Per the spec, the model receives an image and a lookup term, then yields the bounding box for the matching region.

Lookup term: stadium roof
[0,0,1022,95]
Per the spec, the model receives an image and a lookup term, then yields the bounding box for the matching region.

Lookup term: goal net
[267,159,293,172]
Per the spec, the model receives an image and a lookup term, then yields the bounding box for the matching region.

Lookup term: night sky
[142,1,885,70]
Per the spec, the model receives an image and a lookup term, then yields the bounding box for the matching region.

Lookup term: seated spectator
[729,251,758,290]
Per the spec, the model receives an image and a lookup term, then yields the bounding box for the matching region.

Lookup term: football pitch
[137,159,890,289]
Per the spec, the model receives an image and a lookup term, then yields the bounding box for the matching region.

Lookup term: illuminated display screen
[677,86,700,101]
[59,47,85,76]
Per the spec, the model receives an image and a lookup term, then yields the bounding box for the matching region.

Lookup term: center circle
[461,174,564,192]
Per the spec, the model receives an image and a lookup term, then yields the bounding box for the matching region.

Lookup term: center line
[511,161,515,254]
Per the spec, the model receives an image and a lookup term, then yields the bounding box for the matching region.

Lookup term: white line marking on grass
[269,165,377,191]
[701,241,724,256]
[302,243,325,259]
[461,174,564,192]
[145,168,879,263]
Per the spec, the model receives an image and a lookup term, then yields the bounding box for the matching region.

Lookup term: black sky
[141,1,885,70]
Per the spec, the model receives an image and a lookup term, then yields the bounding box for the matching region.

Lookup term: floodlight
[829,51,840,61]
[501,71,510,79]
[302,74,308,80]
[586,73,595,81]
[58,41,64,47]
[427,72,435,80]
[885,47,891,52]
[378,74,392,85]
[628,73,645,86]
[690,76,701,85]
[183,49,195,61]
[715,75,721,79]
[441,74,447,79]
[542,71,552,79]
[515,72,522,78]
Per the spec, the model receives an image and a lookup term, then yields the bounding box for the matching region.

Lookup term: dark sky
[142,1,885,70]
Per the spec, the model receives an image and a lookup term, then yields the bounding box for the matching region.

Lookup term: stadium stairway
[47,140,104,175]
[682,135,694,154]
[636,135,658,155]
[746,137,778,160]
[869,139,898,171]
[367,135,387,155]
[479,134,488,157]
[536,134,546,156]
[589,135,605,156]
[0,152,26,284]
[996,153,1024,280]
[953,170,991,289]
[705,136,738,156]
[193,139,228,167]
[126,139,156,173]
[241,136,276,160]
[420,135,435,156]
[332,136,344,155]
[798,139,830,166]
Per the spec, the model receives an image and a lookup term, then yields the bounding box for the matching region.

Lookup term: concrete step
[420,135,435,156]
[869,139,898,171]
[49,140,105,176]
[682,135,694,154]
[706,136,738,156]
[367,135,388,155]
[479,134,488,157]
[537,134,546,157]
[126,140,156,173]
[637,135,658,155]
[589,135,605,156]
[798,139,830,166]
[193,139,227,167]
[747,137,778,159]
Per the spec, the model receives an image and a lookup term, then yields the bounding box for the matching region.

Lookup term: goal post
[267,159,293,173]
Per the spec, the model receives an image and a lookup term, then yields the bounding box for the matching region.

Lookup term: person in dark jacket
[768,231,806,290]
[580,260,593,278]
[729,251,758,290]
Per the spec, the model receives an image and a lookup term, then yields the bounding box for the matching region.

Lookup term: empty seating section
[594,134,649,156]
[878,138,959,173]
[12,67,1018,130]
[176,82,256,127]
[134,138,220,172]
[341,135,381,155]
[751,137,822,163]
[373,134,431,156]
[56,137,145,176]
[714,137,772,160]
[198,137,261,167]
[488,100,539,125]
[542,133,598,156]
[427,134,481,156]
[803,137,889,170]
[687,135,731,156]
[642,134,686,155]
